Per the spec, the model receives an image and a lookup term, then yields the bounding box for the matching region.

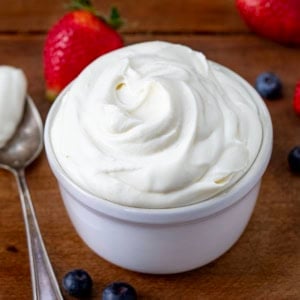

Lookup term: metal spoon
[0,96,63,300]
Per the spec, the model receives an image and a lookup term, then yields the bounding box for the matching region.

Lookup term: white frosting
[51,41,263,208]
[0,66,27,148]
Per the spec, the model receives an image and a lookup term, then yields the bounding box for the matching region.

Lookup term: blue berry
[62,269,93,298]
[102,282,137,300]
[288,146,300,173]
[255,72,282,99]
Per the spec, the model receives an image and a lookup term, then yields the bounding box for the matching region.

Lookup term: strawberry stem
[68,0,96,14]
[68,0,124,29]
[106,7,124,30]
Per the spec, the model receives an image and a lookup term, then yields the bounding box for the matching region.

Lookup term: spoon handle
[15,169,64,300]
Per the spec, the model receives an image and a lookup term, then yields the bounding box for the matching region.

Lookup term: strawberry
[293,81,300,116]
[236,0,300,45]
[43,0,123,101]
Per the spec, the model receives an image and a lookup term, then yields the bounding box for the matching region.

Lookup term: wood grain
[0,0,248,33]
[0,33,299,299]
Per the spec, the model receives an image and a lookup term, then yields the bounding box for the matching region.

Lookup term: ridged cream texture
[51,41,263,208]
[0,66,27,148]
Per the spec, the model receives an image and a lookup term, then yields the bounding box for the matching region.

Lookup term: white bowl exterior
[58,180,260,274]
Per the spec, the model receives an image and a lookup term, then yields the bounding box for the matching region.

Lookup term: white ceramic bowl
[44,64,273,274]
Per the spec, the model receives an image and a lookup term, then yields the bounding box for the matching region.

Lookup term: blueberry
[255,72,282,99]
[62,269,93,298]
[102,282,137,300]
[288,146,300,173]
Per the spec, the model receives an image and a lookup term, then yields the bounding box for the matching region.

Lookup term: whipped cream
[0,66,27,148]
[51,41,263,208]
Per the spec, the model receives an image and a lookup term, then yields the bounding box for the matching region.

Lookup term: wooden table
[0,1,299,299]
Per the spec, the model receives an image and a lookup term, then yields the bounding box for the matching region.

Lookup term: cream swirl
[51,41,263,208]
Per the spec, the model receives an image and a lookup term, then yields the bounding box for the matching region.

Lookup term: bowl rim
[44,62,273,224]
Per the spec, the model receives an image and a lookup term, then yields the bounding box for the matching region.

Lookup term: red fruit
[43,4,123,100]
[293,81,300,116]
[236,0,300,45]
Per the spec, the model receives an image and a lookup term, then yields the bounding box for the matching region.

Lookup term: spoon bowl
[0,96,43,170]
[0,96,63,300]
